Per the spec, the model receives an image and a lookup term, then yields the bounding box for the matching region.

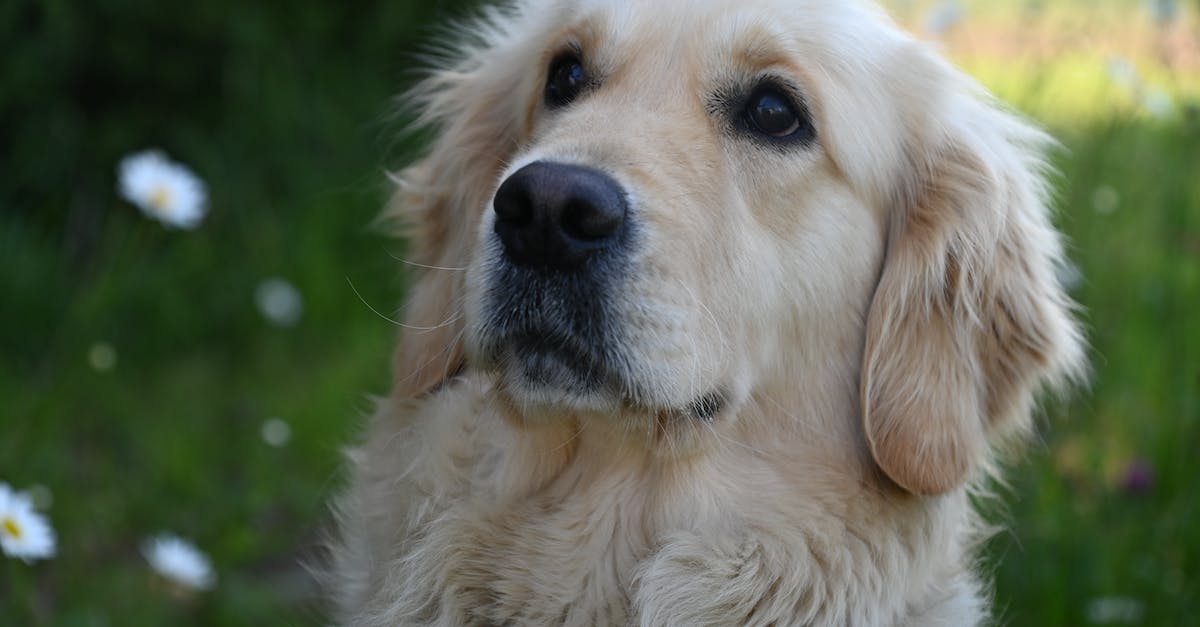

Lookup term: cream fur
[327,1,1085,625]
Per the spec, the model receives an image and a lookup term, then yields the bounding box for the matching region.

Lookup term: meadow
[1,1,1197,624]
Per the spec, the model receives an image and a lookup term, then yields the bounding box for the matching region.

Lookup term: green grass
[2,1,1198,624]
[0,1,469,623]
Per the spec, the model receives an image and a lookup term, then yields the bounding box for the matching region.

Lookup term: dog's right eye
[545,54,586,108]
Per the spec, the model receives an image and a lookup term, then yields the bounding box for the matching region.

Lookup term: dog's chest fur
[355,383,680,625]
[341,379,985,626]
[415,472,653,624]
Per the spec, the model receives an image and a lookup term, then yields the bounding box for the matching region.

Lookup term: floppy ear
[860,67,1084,495]
[385,9,543,397]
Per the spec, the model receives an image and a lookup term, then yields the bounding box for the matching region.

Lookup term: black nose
[493,161,628,269]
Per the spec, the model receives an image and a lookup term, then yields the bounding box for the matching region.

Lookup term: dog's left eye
[545,54,586,108]
[743,87,813,141]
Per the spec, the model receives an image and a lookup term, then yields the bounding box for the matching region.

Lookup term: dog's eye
[744,88,812,141]
[545,54,586,108]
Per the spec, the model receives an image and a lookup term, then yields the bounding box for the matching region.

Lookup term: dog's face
[394,0,1082,494]
[465,0,895,424]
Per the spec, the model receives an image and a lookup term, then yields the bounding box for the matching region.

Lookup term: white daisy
[117,150,208,229]
[255,278,304,327]
[261,417,292,448]
[88,341,118,372]
[1105,57,1139,91]
[0,482,57,562]
[1092,185,1120,215]
[1086,596,1145,624]
[142,534,217,591]
[1141,87,1175,119]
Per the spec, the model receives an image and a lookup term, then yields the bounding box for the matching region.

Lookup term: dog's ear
[860,64,1084,495]
[386,12,542,397]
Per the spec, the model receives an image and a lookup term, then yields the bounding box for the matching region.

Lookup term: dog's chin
[482,340,731,423]
[489,339,623,415]
[492,343,614,408]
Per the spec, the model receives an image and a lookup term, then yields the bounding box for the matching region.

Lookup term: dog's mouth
[502,331,614,392]
[485,330,728,422]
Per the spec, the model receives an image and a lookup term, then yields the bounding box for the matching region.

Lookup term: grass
[1,1,1197,624]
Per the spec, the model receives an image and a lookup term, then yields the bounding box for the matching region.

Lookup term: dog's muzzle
[472,160,635,402]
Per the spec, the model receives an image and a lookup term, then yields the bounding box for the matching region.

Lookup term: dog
[328,0,1084,624]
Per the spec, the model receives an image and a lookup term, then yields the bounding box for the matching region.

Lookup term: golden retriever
[328,0,1085,624]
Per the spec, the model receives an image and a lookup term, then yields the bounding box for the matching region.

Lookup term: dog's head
[387,0,1083,495]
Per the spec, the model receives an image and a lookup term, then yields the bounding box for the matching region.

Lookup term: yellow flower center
[2,516,20,539]
[148,185,172,211]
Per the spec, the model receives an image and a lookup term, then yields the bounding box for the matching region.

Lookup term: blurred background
[0,0,1196,624]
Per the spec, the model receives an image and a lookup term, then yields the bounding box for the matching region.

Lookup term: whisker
[437,325,469,376]
[347,277,463,330]
[550,421,586,455]
[384,249,469,272]
[679,280,731,370]
[396,324,468,391]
